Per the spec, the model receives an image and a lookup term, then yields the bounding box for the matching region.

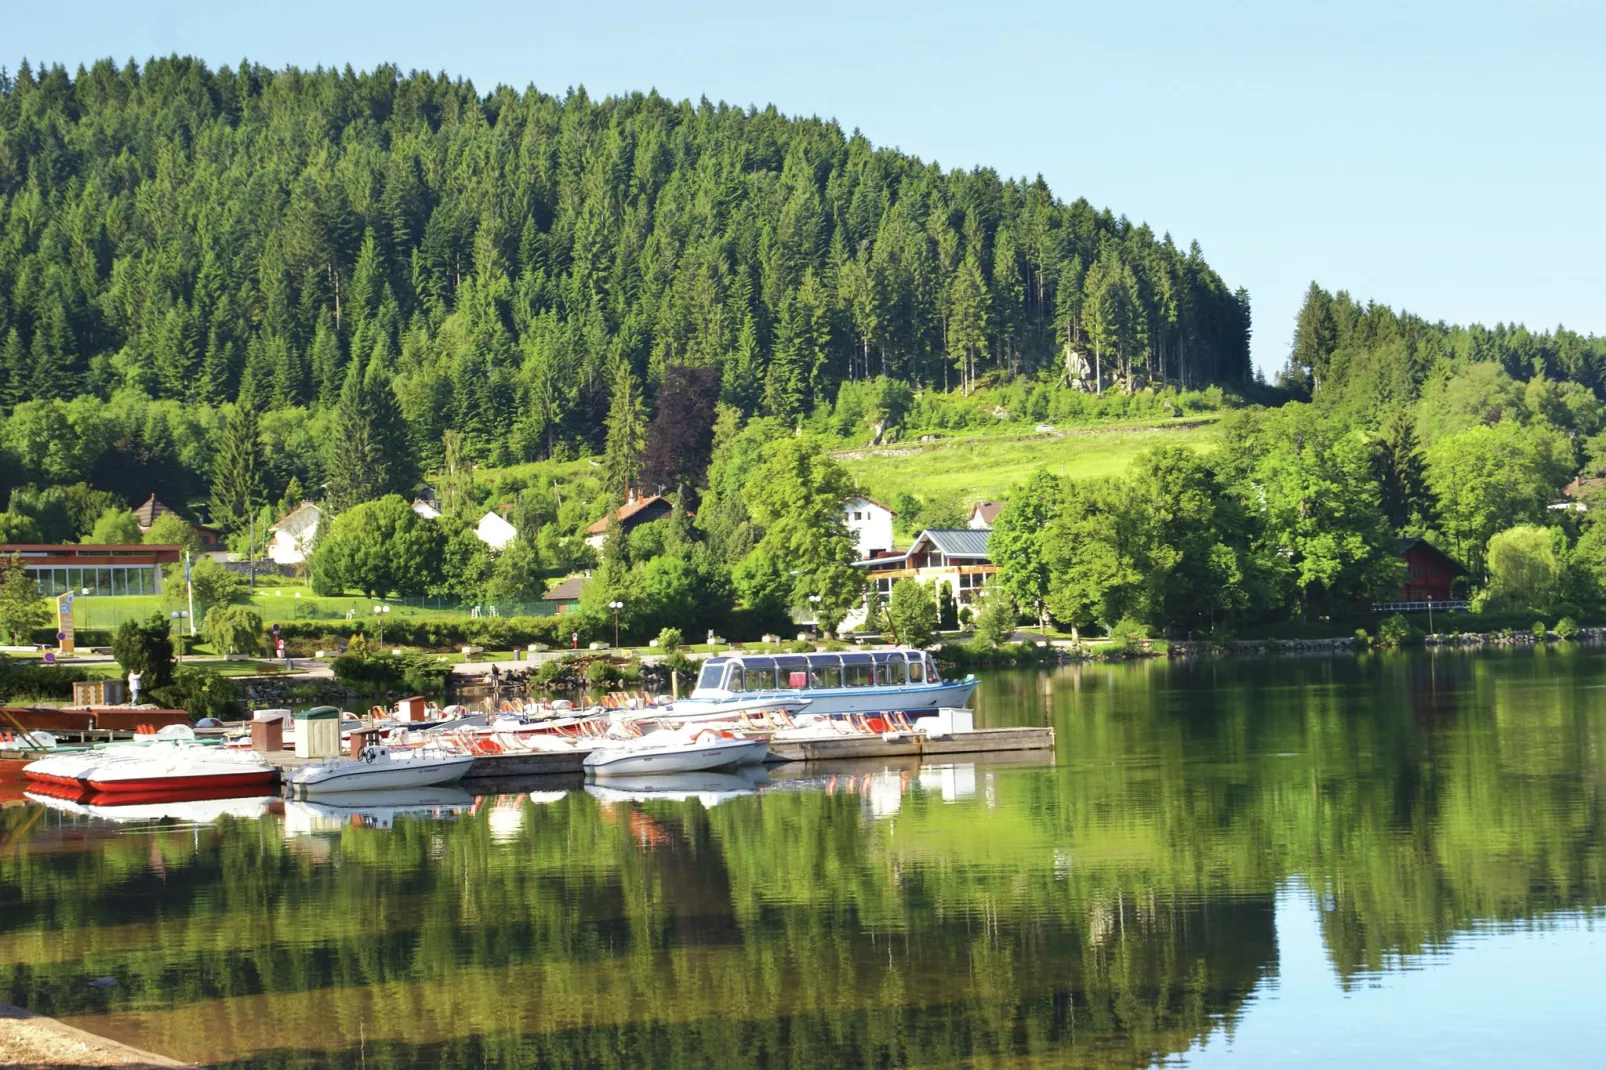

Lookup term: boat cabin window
[727,666,744,692]
[809,655,841,689]
[775,656,809,689]
[697,659,728,691]
[744,658,777,691]
[875,655,906,686]
[908,655,926,683]
[842,654,873,687]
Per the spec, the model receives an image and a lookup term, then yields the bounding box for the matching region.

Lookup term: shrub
[656,627,684,654]
[1354,628,1372,649]
[975,588,1018,647]
[153,668,244,721]
[535,658,572,689]
[1377,614,1421,648]
[331,651,449,696]
[586,659,616,686]
[1532,620,1548,640]
[1555,617,1581,640]
[0,654,90,701]
[662,650,698,680]
[113,613,176,690]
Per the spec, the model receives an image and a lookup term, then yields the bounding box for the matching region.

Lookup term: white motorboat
[583,727,768,777]
[285,745,475,796]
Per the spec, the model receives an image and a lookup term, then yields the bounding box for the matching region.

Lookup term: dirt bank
[0,1003,187,1068]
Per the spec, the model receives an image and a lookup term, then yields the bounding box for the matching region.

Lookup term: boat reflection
[583,768,767,808]
[283,787,475,836]
[24,791,277,825]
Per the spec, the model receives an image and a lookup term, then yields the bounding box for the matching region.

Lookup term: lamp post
[608,601,624,649]
[808,594,822,637]
[170,610,188,663]
[1426,594,1433,638]
[707,628,716,656]
[373,604,391,646]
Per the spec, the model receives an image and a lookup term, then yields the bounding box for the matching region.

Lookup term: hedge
[0,656,91,701]
[274,614,599,653]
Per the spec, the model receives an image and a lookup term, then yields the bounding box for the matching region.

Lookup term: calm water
[2,649,1604,1068]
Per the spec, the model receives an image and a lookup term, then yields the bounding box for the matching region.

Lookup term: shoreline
[0,1002,187,1068]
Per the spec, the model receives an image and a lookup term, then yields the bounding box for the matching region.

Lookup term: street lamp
[608,600,624,649]
[170,610,188,663]
[1426,594,1433,638]
[373,604,391,646]
[808,594,822,637]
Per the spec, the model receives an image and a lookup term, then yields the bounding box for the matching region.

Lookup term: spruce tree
[603,358,647,501]
[209,404,266,534]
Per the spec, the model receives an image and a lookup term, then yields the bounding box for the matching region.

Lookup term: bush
[1107,616,1150,655]
[331,651,450,696]
[662,650,698,680]
[113,614,176,690]
[0,654,90,701]
[1532,620,1548,640]
[656,627,684,654]
[586,659,616,687]
[1555,617,1580,640]
[1377,614,1421,648]
[153,668,244,721]
[535,657,573,690]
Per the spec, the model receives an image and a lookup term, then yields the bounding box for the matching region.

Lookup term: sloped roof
[584,495,673,535]
[921,528,992,557]
[969,500,1004,525]
[1564,476,1606,499]
[845,494,897,515]
[1395,537,1468,576]
[542,576,586,602]
[132,494,177,528]
[270,501,320,532]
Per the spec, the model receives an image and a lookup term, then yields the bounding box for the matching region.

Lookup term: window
[810,660,841,688]
[745,660,777,691]
[843,659,873,687]
[908,657,926,683]
[728,667,745,692]
[876,658,906,686]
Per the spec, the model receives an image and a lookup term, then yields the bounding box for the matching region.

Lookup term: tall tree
[603,358,647,501]
[209,404,266,534]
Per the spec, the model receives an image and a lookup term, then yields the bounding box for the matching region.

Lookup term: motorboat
[285,745,475,796]
[24,742,278,797]
[672,650,976,717]
[583,727,768,777]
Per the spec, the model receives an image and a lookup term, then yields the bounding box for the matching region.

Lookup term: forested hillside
[0,56,1250,505]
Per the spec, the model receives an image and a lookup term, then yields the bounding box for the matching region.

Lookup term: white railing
[1371,600,1469,613]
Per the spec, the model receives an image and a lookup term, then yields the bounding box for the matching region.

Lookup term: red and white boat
[24,743,278,797]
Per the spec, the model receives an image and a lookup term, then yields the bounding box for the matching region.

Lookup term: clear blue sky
[11,0,1605,374]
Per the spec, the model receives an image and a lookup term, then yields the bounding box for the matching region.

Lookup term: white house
[476,510,518,550]
[267,501,321,565]
[968,501,1004,529]
[841,528,997,632]
[411,497,442,520]
[843,496,896,559]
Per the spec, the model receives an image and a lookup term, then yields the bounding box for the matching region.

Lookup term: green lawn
[836,418,1221,506]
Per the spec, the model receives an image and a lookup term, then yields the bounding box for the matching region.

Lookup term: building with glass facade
[0,544,182,598]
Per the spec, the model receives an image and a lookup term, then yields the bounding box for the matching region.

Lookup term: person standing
[127,669,142,706]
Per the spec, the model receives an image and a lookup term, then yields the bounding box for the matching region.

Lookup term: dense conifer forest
[0,56,1249,482]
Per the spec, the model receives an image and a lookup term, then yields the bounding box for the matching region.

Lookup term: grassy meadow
[836,418,1221,505]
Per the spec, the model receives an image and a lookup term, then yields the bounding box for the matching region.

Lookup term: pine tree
[209,404,266,534]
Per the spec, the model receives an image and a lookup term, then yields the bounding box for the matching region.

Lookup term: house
[476,510,519,550]
[267,501,321,565]
[1397,538,1466,603]
[132,493,222,550]
[0,543,180,596]
[1550,476,1606,513]
[411,498,442,520]
[842,528,997,631]
[968,501,1004,530]
[583,494,675,549]
[843,496,896,558]
[542,575,586,615]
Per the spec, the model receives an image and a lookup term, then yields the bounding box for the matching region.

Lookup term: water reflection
[0,648,1601,1067]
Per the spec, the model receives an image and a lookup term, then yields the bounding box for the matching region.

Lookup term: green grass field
[835,418,1221,505]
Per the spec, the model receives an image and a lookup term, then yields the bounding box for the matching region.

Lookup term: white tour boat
[285,745,475,796]
[667,649,975,718]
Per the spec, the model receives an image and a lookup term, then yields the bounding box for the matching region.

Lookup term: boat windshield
[908,654,926,683]
[696,659,727,691]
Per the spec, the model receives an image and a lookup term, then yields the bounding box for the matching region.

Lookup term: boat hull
[87,770,279,795]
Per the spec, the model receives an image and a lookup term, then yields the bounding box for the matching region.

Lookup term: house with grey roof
[845,528,997,631]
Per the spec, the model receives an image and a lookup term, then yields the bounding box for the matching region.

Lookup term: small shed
[542,575,586,614]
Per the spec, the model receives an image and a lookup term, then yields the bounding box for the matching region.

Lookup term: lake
[2,648,1603,1068]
